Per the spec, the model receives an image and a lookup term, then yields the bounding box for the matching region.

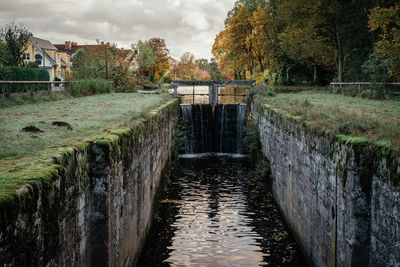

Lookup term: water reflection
[169,86,249,105]
[137,154,309,267]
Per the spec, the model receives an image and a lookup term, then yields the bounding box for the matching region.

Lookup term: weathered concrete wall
[0,99,179,267]
[252,101,400,267]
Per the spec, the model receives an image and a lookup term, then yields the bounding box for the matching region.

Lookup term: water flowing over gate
[180,104,246,153]
[172,80,254,154]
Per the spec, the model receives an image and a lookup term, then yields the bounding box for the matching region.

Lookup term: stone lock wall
[0,99,179,267]
[252,101,400,267]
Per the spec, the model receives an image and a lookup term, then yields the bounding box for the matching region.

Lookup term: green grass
[0,92,171,159]
[0,92,174,203]
[254,91,400,149]
[0,91,73,108]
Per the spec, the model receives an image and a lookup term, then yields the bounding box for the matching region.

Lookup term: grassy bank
[0,92,170,158]
[253,91,400,150]
[0,91,74,108]
[0,92,174,201]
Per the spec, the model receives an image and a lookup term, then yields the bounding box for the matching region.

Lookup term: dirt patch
[52,121,73,130]
[22,126,43,133]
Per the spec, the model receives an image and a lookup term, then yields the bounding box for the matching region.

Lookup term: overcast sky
[0,0,235,59]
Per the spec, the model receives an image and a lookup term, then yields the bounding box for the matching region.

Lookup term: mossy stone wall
[0,99,179,267]
[252,101,400,267]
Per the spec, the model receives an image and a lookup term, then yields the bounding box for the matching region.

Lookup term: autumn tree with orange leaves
[213,0,400,84]
[146,38,170,82]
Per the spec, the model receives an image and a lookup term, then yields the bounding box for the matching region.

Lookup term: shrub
[252,84,276,98]
[0,66,49,93]
[26,62,38,68]
[0,66,49,81]
[66,78,112,97]
[143,83,159,90]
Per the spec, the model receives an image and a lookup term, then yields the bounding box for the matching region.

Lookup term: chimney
[65,41,71,50]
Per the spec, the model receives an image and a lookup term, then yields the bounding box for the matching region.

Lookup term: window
[23,53,30,61]
[57,71,61,78]
[57,54,60,61]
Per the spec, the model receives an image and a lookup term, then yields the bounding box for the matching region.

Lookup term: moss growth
[254,91,400,150]
[0,97,179,228]
[254,97,399,187]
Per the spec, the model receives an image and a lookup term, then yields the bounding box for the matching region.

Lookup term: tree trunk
[336,26,343,82]
[258,56,264,73]
[313,65,317,84]
[286,68,290,83]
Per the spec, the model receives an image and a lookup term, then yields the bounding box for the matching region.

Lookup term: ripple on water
[137,155,309,267]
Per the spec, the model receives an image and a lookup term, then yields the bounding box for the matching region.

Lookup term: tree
[72,48,105,79]
[209,58,221,79]
[145,38,170,82]
[369,4,400,81]
[196,58,209,72]
[72,42,134,90]
[132,41,156,80]
[362,45,390,83]
[226,0,267,23]
[213,6,254,79]
[177,52,197,80]
[194,68,211,80]
[213,0,399,85]
[196,58,222,80]
[0,22,32,66]
[277,0,335,83]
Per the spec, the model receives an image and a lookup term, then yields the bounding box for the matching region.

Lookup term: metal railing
[171,80,255,105]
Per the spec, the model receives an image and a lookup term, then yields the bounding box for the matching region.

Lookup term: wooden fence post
[192,85,195,104]
[208,85,213,105]
[6,83,10,97]
[30,83,34,97]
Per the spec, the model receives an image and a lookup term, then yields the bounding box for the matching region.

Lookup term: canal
[137,154,309,266]
[137,104,309,266]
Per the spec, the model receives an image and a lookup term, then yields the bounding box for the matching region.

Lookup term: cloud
[0,0,235,59]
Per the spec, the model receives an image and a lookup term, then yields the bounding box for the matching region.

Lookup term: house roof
[29,36,58,51]
[42,50,57,66]
[55,42,110,56]
[60,59,68,67]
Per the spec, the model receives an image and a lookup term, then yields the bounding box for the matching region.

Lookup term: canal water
[137,154,309,266]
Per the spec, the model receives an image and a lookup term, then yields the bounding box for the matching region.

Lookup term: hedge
[0,66,49,81]
[0,66,50,93]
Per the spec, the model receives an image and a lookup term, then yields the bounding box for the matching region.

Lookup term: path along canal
[137,104,309,266]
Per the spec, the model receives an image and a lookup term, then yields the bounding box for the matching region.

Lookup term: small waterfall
[180,105,194,153]
[180,104,246,154]
[236,105,246,153]
[219,105,225,152]
[200,105,204,151]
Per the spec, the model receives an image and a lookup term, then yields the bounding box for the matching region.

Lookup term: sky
[0,0,236,60]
